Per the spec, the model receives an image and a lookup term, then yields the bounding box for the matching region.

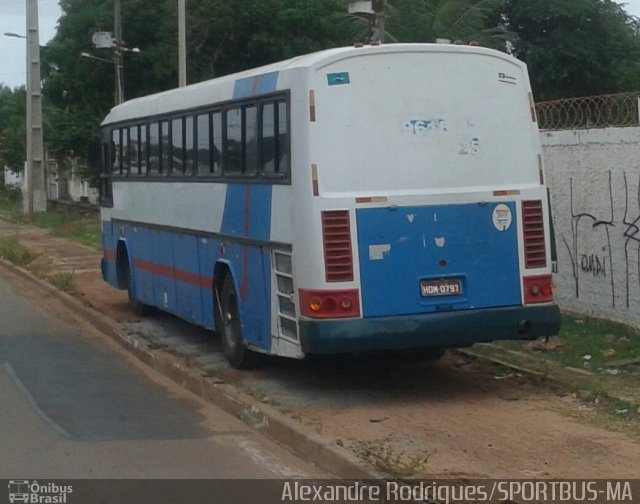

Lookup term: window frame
[105,90,290,185]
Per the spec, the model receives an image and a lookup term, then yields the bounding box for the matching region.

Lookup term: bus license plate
[420,279,463,297]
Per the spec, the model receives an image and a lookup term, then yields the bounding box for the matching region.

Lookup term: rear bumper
[299,304,561,354]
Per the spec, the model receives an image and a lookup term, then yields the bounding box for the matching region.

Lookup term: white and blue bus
[100,43,561,368]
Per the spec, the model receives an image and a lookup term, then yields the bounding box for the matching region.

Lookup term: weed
[0,237,34,267]
[48,272,76,292]
[353,438,430,478]
[0,186,25,221]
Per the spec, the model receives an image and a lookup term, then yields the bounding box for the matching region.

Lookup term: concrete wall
[5,159,98,206]
[542,127,640,326]
[3,166,23,188]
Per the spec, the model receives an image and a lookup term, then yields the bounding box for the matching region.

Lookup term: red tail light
[523,275,554,304]
[522,200,547,268]
[299,289,360,319]
[321,210,354,282]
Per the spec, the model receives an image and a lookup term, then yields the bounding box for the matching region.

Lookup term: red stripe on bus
[133,259,210,289]
[104,250,116,260]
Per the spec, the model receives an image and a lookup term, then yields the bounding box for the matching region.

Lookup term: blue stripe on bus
[233,71,279,99]
[220,184,273,241]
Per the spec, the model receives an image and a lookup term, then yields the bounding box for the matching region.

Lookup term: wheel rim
[223,291,240,350]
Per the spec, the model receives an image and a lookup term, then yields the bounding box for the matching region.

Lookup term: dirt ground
[2,218,640,479]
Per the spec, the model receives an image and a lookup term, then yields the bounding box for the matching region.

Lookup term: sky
[2,0,640,89]
[1,0,63,88]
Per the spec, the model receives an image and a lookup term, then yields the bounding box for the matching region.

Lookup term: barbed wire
[535,92,640,130]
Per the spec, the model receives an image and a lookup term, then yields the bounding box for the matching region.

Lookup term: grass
[0,236,35,267]
[0,186,25,221]
[554,315,640,370]
[0,186,101,249]
[502,314,640,373]
[48,272,76,292]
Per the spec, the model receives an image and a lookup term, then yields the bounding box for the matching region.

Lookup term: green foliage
[11,0,640,179]
[0,85,26,171]
[386,0,507,47]
[186,0,359,81]
[503,0,640,100]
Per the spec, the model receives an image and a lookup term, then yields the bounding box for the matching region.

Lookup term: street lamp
[80,52,115,64]
[80,46,140,105]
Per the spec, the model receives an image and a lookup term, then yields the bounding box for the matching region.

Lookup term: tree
[385,0,507,47]
[502,0,640,100]
[186,0,358,81]
[0,85,26,171]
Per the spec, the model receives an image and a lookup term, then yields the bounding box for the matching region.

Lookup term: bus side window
[121,127,129,175]
[112,129,121,174]
[212,111,223,175]
[172,117,184,174]
[225,107,242,174]
[277,101,289,175]
[149,122,160,176]
[100,133,113,205]
[196,113,211,176]
[161,120,170,175]
[185,116,194,176]
[245,105,258,176]
[129,125,139,175]
[261,103,276,175]
[139,124,148,175]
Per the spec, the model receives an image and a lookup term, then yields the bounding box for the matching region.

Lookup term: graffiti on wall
[562,170,640,308]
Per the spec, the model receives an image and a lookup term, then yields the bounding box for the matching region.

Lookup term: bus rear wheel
[217,275,258,369]
[124,261,149,316]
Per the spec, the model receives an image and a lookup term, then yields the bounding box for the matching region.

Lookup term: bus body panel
[102,219,275,353]
[312,49,540,196]
[356,201,521,317]
[299,304,560,354]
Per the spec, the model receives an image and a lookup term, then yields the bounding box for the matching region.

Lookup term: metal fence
[535,92,640,131]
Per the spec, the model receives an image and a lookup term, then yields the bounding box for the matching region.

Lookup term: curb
[0,258,383,480]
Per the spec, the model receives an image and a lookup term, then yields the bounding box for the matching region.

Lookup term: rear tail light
[299,289,360,319]
[523,275,554,304]
[321,210,354,282]
[522,200,547,268]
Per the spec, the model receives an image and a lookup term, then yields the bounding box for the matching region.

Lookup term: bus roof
[102,43,524,126]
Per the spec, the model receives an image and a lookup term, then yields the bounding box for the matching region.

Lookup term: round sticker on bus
[492,204,512,231]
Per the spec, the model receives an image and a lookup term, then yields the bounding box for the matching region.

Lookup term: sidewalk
[1,215,640,479]
[0,218,133,322]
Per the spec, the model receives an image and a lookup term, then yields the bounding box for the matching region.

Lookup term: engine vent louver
[522,200,547,269]
[321,210,354,282]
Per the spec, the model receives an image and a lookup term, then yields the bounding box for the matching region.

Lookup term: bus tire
[217,275,258,369]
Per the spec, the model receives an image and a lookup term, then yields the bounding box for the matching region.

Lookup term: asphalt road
[0,270,321,482]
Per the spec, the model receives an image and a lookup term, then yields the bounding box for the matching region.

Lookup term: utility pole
[25,0,46,219]
[178,0,186,87]
[375,0,385,43]
[113,0,124,104]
